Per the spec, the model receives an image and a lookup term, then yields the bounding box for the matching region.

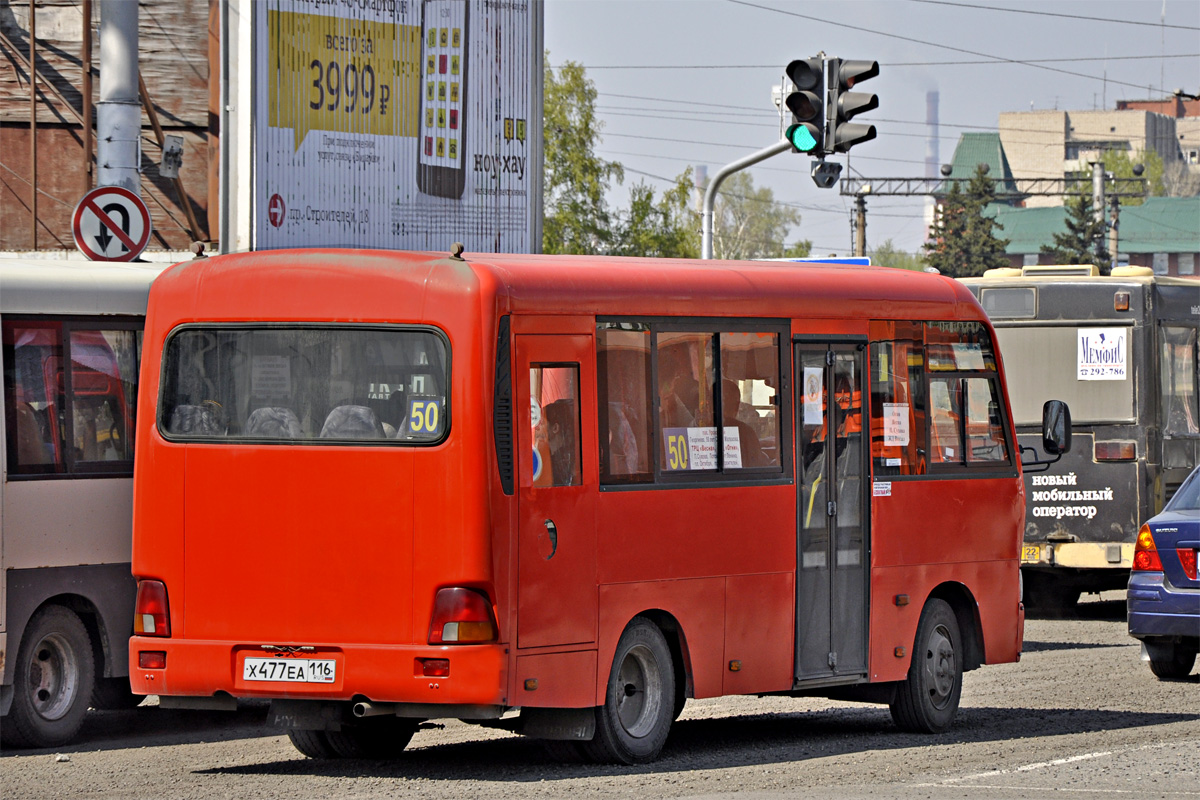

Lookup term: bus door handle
[543,519,558,559]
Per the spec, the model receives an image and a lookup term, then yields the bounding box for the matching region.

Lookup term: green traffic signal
[786,123,820,153]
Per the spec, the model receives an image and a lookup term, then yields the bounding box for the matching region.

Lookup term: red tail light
[428,587,498,644]
[1179,548,1198,580]
[134,579,171,636]
[1131,525,1162,572]
[1093,441,1136,462]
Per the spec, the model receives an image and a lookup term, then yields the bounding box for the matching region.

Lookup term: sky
[543,0,1200,256]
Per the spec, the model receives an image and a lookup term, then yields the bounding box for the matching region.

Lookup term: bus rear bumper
[129,637,508,708]
[1022,542,1133,570]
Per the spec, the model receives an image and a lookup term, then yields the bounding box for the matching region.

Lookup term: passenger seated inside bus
[543,399,580,486]
[722,379,767,468]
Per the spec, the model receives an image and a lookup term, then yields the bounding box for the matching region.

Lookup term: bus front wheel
[2,605,95,748]
[890,598,962,733]
[584,616,675,764]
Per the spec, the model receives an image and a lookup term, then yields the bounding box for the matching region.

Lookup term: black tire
[91,676,143,710]
[1147,642,1198,680]
[890,598,962,733]
[1,606,96,749]
[287,728,338,759]
[289,718,417,759]
[541,739,588,762]
[582,617,675,765]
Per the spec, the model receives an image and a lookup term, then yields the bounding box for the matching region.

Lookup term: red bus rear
[130,249,1051,763]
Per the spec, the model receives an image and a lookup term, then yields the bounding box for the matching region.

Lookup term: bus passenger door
[515,335,598,649]
[794,342,870,682]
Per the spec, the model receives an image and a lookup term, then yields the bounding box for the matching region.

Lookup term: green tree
[781,239,813,259]
[708,172,803,260]
[542,56,623,254]
[1099,149,1164,204]
[611,169,700,259]
[1040,191,1110,272]
[870,239,926,271]
[923,164,1010,277]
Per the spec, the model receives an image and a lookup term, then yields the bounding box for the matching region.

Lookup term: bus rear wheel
[583,617,675,765]
[890,598,962,733]
[2,606,95,749]
[286,718,418,759]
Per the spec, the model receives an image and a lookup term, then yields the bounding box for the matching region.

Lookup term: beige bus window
[70,330,139,464]
[1161,327,1198,436]
[3,322,62,471]
[531,365,581,487]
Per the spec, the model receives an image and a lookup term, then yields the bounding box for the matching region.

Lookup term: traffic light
[827,58,879,154]
[784,57,824,154]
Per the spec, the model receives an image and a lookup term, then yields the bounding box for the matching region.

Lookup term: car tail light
[1179,548,1198,580]
[1131,524,1162,572]
[1094,441,1136,462]
[428,587,498,644]
[416,658,451,677]
[134,579,171,636]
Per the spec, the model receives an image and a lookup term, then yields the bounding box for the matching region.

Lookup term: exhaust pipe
[352,701,397,718]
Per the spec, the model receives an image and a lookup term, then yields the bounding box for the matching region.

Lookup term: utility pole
[29,0,37,249]
[1109,195,1120,270]
[1091,160,1107,264]
[854,188,868,257]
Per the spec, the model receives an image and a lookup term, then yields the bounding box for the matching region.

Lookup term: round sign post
[71,186,152,261]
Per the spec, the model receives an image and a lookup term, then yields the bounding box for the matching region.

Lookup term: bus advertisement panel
[130,250,1066,763]
[252,0,542,253]
[964,267,1199,608]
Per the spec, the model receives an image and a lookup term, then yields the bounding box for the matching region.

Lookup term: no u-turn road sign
[72,185,152,261]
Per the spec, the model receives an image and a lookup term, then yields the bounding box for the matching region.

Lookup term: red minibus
[129,249,1067,763]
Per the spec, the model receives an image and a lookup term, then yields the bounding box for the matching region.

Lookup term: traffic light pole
[701,139,792,260]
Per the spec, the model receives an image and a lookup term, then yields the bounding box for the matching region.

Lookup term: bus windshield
[159,326,449,442]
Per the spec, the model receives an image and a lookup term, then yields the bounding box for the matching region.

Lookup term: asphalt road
[2,593,1197,800]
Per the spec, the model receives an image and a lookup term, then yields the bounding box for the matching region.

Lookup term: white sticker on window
[251,355,291,399]
[722,426,743,469]
[883,403,910,446]
[1077,328,1127,381]
[803,367,824,425]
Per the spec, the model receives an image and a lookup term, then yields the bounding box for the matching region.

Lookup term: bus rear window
[159,326,449,443]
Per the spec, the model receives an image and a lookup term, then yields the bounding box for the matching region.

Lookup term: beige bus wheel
[2,606,95,749]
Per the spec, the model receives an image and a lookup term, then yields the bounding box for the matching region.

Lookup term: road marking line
[936,750,1112,783]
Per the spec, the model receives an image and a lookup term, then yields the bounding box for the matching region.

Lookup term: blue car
[1128,465,1200,679]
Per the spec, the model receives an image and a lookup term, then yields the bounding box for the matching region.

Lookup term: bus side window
[964,378,1009,464]
[869,322,927,477]
[531,365,581,488]
[596,323,653,484]
[1161,326,1198,437]
[3,321,63,473]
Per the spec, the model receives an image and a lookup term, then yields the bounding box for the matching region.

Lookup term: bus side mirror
[1042,400,1071,456]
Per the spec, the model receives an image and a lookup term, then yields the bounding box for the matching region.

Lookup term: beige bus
[1,259,164,748]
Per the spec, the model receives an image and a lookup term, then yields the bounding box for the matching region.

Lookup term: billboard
[252,0,542,253]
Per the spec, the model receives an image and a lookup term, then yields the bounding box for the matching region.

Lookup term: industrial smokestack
[924,91,939,180]
[97,0,140,192]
